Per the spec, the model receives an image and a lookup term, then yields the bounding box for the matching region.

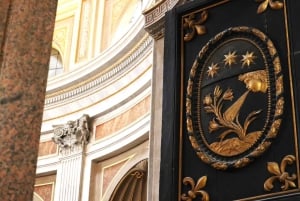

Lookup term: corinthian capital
[52,114,90,154]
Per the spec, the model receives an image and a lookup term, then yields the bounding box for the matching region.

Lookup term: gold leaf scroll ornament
[256,0,283,14]
[183,10,208,42]
[264,155,297,191]
[181,176,210,201]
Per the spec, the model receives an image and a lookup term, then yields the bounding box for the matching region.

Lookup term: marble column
[0,1,57,200]
[52,114,90,201]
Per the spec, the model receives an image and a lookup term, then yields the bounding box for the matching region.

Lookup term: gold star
[207,63,219,78]
[224,51,237,67]
[241,51,256,67]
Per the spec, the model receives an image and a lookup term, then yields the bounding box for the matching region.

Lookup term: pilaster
[52,114,91,201]
[143,1,178,200]
[55,152,84,201]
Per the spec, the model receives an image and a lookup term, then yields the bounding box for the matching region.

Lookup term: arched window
[48,48,63,78]
[109,160,147,201]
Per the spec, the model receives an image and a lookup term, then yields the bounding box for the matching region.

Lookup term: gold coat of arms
[186,27,284,170]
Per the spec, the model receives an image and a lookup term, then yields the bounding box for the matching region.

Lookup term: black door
[161,0,300,200]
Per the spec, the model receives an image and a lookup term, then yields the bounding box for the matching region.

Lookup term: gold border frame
[179,0,300,200]
[283,0,300,190]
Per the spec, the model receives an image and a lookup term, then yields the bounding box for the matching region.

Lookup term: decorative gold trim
[255,0,283,14]
[181,176,210,201]
[283,0,300,189]
[183,10,208,42]
[264,155,297,191]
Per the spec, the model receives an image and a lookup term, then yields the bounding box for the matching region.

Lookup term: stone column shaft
[0,1,57,200]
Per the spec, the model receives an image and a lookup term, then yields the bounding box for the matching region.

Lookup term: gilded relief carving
[181,176,210,201]
[223,51,237,66]
[186,27,284,169]
[203,82,265,156]
[264,155,297,191]
[183,10,208,42]
[256,0,283,14]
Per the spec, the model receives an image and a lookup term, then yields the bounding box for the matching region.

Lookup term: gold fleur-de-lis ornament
[264,155,297,191]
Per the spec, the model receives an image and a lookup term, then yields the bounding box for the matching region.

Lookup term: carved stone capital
[52,114,90,155]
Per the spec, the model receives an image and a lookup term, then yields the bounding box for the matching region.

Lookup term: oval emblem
[186,27,284,170]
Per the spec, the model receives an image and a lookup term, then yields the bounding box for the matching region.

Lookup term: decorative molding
[45,36,152,106]
[52,114,90,155]
[144,18,165,40]
[143,0,179,39]
[36,156,60,175]
[264,155,297,191]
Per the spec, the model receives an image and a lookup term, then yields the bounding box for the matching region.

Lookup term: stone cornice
[45,35,153,106]
[143,0,179,39]
[46,13,147,90]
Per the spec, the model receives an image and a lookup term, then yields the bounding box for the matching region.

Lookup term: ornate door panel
[161,0,300,200]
